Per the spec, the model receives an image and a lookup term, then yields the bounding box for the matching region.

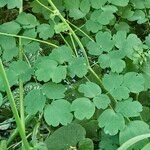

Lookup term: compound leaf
[115,98,143,117]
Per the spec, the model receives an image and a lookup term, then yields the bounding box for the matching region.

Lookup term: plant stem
[7,115,34,146]
[19,0,25,133]
[69,33,78,57]
[0,32,58,48]
[66,20,94,42]
[0,60,31,150]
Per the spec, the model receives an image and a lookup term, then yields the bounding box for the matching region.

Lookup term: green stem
[19,0,25,133]
[59,33,72,49]
[0,60,31,150]
[0,32,58,48]
[67,20,94,42]
[69,33,78,57]
[7,115,34,146]
[36,0,53,12]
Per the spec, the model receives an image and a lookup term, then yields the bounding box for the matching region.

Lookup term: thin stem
[59,33,72,49]
[69,33,78,57]
[8,133,32,150]
[23,53,32,68]
[0,32,58,48]
[67,20,94,42]
[19,0,25,133]
[0,60,31,150]
[36,0,54,13]
[19,79,25,128]
[7,115,33,146]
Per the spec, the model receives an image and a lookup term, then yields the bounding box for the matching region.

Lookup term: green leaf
[98,50,126,73]
[130,0,145,9]
[78,82,101,98]
[9,60,32,82]
[85,20,102,33]
[35,57,66,83]
[115,98,143,117]
[90,0,107,9]
[42,82,67,100]
[22,28,37,45]
[98,109,125,135]
[115,22,130,33]
[93,94,111,109]
[103,74,130,100]
[0,36,16,50]
[44,99,73,126]
[0,0,22,9]
[68,57,88,78]
[64,0,89,20]
[0,0,6,7]
[103,72,144,100]
[0,21,21,34]
[119,121,150,149]
[16,12,39,29]
[54,23,69,34]
[113,31,127,49]
[99,132,119,150]
[78,138,94,150]
[37,24,54,40]
[123,72,144,93]
[0,93,3,106]
[49,45,73,64]
[128,10,147,24]
[71,98,95,120]
[87,41,102,56]
[88,31,115,55]
[2,47,18,61]
[24,42,40,54]
[25,89,46,115]
[96,31,114,52]
[108,0,129,6]
[45,123,86,150]
[91,9,115,25]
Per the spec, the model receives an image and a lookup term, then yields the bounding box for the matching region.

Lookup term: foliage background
[0,0,150,149]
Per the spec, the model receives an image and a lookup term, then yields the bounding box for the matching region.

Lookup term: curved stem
[0,32,58,48]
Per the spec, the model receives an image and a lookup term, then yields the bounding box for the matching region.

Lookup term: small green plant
[0,0,150,149]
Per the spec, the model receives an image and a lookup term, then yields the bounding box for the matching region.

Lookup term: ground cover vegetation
[0,0,150,149]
